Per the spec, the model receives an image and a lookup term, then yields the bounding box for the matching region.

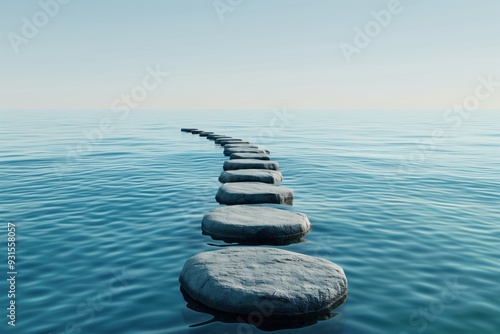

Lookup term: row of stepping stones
[178,128,348,325]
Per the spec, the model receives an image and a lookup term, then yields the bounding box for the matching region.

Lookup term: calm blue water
[1,110,499,334]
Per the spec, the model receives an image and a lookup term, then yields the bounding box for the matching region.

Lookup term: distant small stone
[230,152,270,160]
[202,205,311,243]
[181,128,198,132]
[224,144,259,149]
[179,247,347,315]
[223,159,279,171]
[199,132,214,137]
[215,138,242,144]
[207,134,231,140]
[216,182,293,205]
[219,141,252,147]
[191,130,203,134]
[219,169,283,184]
[224,148,271,156]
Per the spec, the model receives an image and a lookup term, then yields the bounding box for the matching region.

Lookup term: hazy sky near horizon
[0,0,499,110]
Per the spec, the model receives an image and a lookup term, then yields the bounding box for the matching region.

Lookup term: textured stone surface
[216,182,293,205]
[202,205,311,242]
[181,128,198,132]
[223,159,279,171]
[179,247,348,315]
[219,169,283,184]
[215,138,242,144]
[230,152,271,160]
[224,148,271,156]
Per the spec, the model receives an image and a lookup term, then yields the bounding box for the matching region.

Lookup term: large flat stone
[219,169,283,184]
[230,152,270,160]
[224,148,271,156]
[215,138,242,144]
[223,159,279,171]
[179,247,347,315]
[201,205,311,243]
[216,182,293,205]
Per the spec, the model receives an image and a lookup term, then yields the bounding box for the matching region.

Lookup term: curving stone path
[230,152,270,160]
[219,169,283,184]
[179,247,347,315]
[223,159,279,171]
[216,182,293,205]
[201,205,311,242]
[178,127,348,324]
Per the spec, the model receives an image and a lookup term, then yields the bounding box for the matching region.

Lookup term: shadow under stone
[180,287,346,332]
[202,230,307,246]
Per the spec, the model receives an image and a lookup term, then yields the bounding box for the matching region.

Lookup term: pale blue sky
[0,0,499,110]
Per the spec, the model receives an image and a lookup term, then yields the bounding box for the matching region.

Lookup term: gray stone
[179,247,348,315]
[219,141,252,147]
[224,148,270,156]
[207,134,231,140]
[199,132,214,137]
[191,129,203,134]
[219,169,283,184]
[224,144,259,149]
[216,182,293,205]
[223,159,279,171]
[181,128,198,132]
[215,138,242,144]
[230,152,270,160]
[201,205,311,242]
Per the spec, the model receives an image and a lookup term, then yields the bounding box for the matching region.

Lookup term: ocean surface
[0,110,499,334]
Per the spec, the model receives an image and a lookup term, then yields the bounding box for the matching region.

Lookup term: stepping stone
[223,159,279,171]
[216,182,293,205]
[201,205,310,243]
[230,152,270,160]
[199,132,214,137]
[191,129,203,134]
[215,138,243,144]
[207,134,231,140]
[181,128,198,132]
[224,148,270,156]
[208,137,232,141]
[179,247,347,315]
[207,134,233,140]
[219,142,252,147]
[219,141,252,147]
[219,169,283,184]
[224,144,259,149]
